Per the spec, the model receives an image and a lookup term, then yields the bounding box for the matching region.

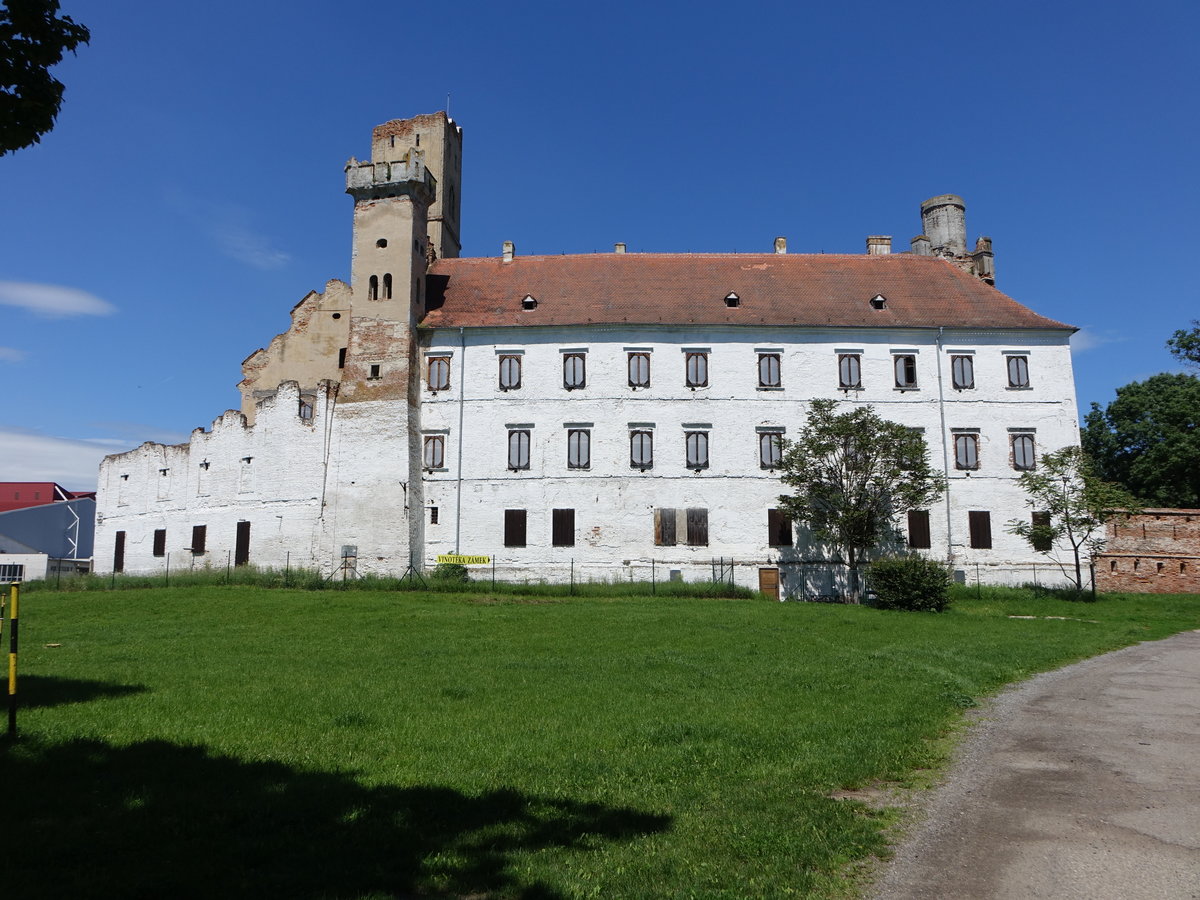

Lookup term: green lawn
[5,586,1199,899]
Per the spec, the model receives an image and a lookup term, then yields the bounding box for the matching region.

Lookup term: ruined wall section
[1096,510,1200,593]
[239,280,351,422]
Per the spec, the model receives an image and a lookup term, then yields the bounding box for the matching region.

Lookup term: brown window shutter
[686,508,709,546]
[504,509,527,547]
[152,529,166,557]
[907,510,932,549]
[192,524,207,554]
[113,531,126,573]
[768,509,793,547]
[552,509,575,547]
[655,508,677,546]
[1031,511,1052,552]
[969,511,992,549]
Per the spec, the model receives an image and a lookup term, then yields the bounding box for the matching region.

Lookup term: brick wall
[1095,510,1200,593]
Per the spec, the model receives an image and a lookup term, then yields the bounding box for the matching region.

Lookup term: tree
[1167,320,1200,370]
[777,399,945,600]
[0,0,89,155]
[1007,446,1140,591]
[1081,373,1200,508]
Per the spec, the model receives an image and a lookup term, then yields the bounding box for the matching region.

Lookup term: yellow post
[7,582,17,738]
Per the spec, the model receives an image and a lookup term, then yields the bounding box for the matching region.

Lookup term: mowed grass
[5,587,1199,899]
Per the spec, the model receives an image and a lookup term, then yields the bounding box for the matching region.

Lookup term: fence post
[165,552,170,589]
[570,559,575,596]
[227,551,232,583]
[1090,561,1097,601]
[492,557,495,590]
[652,559,656,595]
[976,562,981,600]
[285,551,290,588]
[7,582,18,739]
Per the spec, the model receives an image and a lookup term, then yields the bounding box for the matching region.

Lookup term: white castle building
[94,112,1080,597]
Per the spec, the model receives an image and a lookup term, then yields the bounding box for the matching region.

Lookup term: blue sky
[3,0,1197,490]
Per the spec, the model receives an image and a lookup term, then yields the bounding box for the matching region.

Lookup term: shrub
[431,563,470,582]
[867,556,952,612]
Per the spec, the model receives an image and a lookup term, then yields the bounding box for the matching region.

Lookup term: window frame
[423,434,446,470]
[685,430,709,470]
[630,429,654,470]
[950,355,975,390]
[152,528,167,558]
[1006,354,1031,389]
[954,432,980,470]
[498,354,522,391]
[567,428,591,470]
[759,431,783,469]
[1011,433,1036,471]
[757,353,781,389]
[563,352,586,390]
[427,356,451,392]
[968,510,993,549]
[907,510,932,549]
[627,352,651,388]
[507,429,531,471]
[767,508,793,547]
[685,351,709,388]
[893,353,918,390]
[838,353,862,390]
[552,508,575,547]
[503,509,527,548]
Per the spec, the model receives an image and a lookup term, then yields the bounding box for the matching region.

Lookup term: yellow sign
[437,554,491,565]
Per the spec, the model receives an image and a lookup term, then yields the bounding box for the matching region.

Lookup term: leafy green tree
[1007,446,1140,591]
[1081,373,1200,508]
[1167,320,1200,370]
[1,0,89,155]
[777,399,945,600]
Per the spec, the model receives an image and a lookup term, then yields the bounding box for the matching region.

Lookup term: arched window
[368,275,378,301]
[382,273,393,300]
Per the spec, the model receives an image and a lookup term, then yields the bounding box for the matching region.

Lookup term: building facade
[1095,510,1200,594]
[94,113,1081,596]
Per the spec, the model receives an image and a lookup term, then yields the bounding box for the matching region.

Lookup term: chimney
[773,236,787,255]
[920,194,967,256]
[502,240,514,262]
[614,242,626,254]
[911,235,932,256]
[971,236,995,284]
[866,235,892,255]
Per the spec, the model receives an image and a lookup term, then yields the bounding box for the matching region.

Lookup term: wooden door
[234,521,251,567]
[758,567,780,600]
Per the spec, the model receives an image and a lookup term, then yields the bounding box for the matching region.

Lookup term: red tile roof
[423,253,1074,331]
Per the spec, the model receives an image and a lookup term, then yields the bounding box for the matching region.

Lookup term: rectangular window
[907,510,932,549]
[235,521,251,567]
[767,508,793,547]
[686,508,709,546]
[894,354,918,389]
[758,353,781,388]
[507,429,530,471]
[685,352,708,388]
[504,509,527,547]
[499,355,521,391]
[191,524,207,555]
[968,511,992,549]
[685,431,709,470]
[567,429,591,469]
[627,352,650,388]
[338,347,347,369]
[430,506,439,524]
[954,433,980,470]
[838,354,861,389]
[552,508,575,547]
[1011,433,1036,471]
[630,429,653,470]
[563,353,586,390]
[1007,354,1030,388]
[298,397,314,420]
[951,355,974,390]
[152,528,166,557]
[368,363,381,380]
[113,530,126,573]
[427,356,451,391]
[423,435,445,470]
[759,431,783,469]
[655,508,677,546]
[1031,511,1052,552]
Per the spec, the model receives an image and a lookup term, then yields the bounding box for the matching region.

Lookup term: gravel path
[869,629,1200,900]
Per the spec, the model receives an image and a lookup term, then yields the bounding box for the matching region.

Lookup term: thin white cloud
[164,188,291,270]
[0,346,26,362]
[87,421,191,446]
[0,429,133,491]
[0,281,117,318]
[1070,327,1122,354]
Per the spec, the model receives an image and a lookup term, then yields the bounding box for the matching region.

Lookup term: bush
[431,563,470,583]
[867,556,952,612]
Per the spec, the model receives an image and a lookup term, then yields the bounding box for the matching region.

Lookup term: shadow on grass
[1,737,670,899]
[16,674,148,709]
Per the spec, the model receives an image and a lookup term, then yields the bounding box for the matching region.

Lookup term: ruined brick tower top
[370,112,463,260]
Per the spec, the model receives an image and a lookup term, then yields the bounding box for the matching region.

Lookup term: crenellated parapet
[344,153,436,204]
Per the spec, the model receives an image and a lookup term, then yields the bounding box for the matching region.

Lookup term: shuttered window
[567,429,590,469]
[628,352,650,387]
[499,355,521,390]
[838,354,861,389]
[654,508,677,546]
[951,355,974,390]
[423,435,445,469]
[1012,433,1036,471]
[508,429,530,470]
[685,431,709,469]
[767,509,793,547]
[1007,355,1030,388]
[968,511,992,549]
[686,508,709,546]
[758,353,781,388]
[907,510,932,549]
[563,353,586,390]
[631,430,653,470]
[894,354,918,388]
[113,531,126,573]
[428,356,450,391]
[685,352,708,387]
[1031,511,1052,552]
[504,509,527,547]
[191,524,207,555]
[552,509,575,547]
[759,431,783,469]
[955,433,980,470]
[153,529,166,557]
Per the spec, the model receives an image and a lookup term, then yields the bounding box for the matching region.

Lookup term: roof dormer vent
[725,292,740,308]
[521,294,538,311]
[869,294,887,310]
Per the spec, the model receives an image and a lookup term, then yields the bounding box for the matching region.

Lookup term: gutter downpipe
[934,327,954,561]
[454,326,466,554]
